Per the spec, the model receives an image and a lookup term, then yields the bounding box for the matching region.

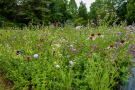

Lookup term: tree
[68,0,78,16]
[126,0,135,24]
[49,0,71,24]
[17,0,51,24]
[116,2,127,22]
[78,1,88,20]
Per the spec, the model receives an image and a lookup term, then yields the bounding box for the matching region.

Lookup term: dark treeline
[0,0,135,27]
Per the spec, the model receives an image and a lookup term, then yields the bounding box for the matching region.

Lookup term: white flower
[56,65,60,68]
[70,45,73,47]
[34,54,38,58]
[55,44,60,47]
[69,61,73,65]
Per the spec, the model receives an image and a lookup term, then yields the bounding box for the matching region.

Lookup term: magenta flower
[27,56,30,62]
[53,50,56,55]
[92,23,94,25]
[116,81,119,84]
[105,10,108,12]
[38,45,41,51]
[14,37,16,39]
[130,70,134,75]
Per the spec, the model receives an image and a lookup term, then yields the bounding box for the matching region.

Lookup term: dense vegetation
[0,0,135,89]
[0,0,135,28]
[0,20,135,89]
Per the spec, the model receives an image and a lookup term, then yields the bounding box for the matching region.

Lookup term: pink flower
[105,10,108,12]
[27,56,30,62]
[116,81,119,84]
[38,45,41,51]
[130,70,134,75]
[53,50,56,56]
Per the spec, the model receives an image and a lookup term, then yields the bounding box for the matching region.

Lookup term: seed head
[91,33,95,36]
[121,40,125,43]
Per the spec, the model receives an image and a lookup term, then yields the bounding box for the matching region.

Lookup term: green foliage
[78,1,88,21]
[126,0,135,24]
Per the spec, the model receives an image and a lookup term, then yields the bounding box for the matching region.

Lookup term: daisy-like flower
[97,33,101,36]
[89,37,93,39]
[91,33,95,36]
[110,45,114,48]
[121,40,125,43]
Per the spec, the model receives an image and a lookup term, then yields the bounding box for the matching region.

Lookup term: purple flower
[73,49,76,51]
[130,70,134,75]
[92,23,94,25]
[98,15,100,17]
[34,54,38,58]
[14,37,16,39]
[70,45,73,47]
[53,50,56,55]
[67,55,70,57]
[85,33,87,35]
[115,15,117,17]
[99,19,102,21]
[105,10,108,12]
[116,81,119,84]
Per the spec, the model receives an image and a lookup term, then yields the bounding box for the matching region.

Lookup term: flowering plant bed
[0,24,135,89]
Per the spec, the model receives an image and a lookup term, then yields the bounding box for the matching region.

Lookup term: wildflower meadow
[0,19,135,90]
